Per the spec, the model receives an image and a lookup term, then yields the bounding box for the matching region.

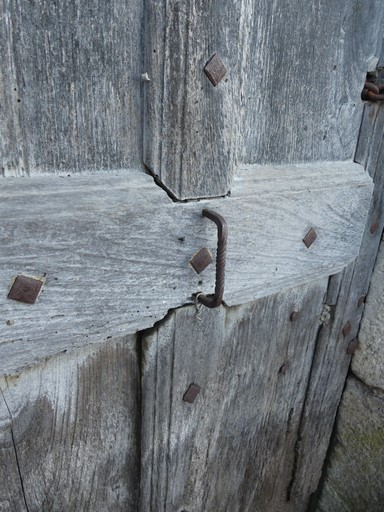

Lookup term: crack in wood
[0,383,30,512]
[286,294,328,503]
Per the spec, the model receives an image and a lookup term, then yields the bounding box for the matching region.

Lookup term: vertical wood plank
[290,104,384,510]
[0,392,27,511]
[143,0,243,199]
[143,0,384,199]
[240,0,384,166]
[0,0,143,177]
[0,336,140,512]
[141,279,328,511]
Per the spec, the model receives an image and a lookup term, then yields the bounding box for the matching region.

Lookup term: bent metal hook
[197,209,228,308]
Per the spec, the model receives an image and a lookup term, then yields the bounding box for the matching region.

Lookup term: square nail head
[303,227,317,249]
[7,275,44,304]
[204,53,227,86]
[183,384,201,404]
[190,247,213,274]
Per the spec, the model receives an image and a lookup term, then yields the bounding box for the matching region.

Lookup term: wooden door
[1,1,383,511]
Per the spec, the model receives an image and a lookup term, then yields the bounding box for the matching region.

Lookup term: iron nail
[183,384,201,404]
[370,218,380,234]
[303,227,317,248]
[342,321,352,337]
[358,295,366,307]
[7,275,45,304]
[204,53,227,86]
[190,247,213,274]
[346,338,359,355]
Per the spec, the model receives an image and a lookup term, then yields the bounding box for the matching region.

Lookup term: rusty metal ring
[197,209,228,308]
[361,81,384,102]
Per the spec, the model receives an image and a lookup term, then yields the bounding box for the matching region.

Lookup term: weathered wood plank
[0,390,27,511]
[140,279,328,511]
[143,0,242,199]
[288,105,384,510]
[0,336,140,511]
[241,0,384,167]
[0,162,372,374]
[0,0,143,177]
[143,0,384,199]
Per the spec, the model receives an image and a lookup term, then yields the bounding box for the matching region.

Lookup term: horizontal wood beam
[0,161,372,374]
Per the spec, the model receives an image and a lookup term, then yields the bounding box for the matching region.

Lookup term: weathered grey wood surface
[143,0,241,199]
[143,0,384,199]
[299,104,384,510]
[0,0,143,177]
[314,237,384,512]
[309,104,384,511]
[141,279,328,512]
[0,162,372,375]
[0,336,139,512]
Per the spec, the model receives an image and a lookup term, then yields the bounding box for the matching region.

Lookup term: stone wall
[316,236,384,511]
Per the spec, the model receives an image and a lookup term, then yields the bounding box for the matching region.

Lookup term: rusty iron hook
[361,81,384,102]
[197,209,228,308]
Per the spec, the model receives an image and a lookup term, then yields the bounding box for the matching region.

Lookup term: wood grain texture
[240,0,384,166]
[303,104,384,510]
[0,389,27,511]
[0,162,372,375]
[0,336,140,512]
[140,279,328,512]
[143,0,242,199]
[296,105,384,510]
[143,0,384,199]
[0,0,143,177]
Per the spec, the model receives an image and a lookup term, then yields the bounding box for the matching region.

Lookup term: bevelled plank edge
[0,162,372,375]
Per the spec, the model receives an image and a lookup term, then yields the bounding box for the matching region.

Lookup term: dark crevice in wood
[305,376,348,512]
[305,367,384,511]
[135,332,144,512]
[308,102,384,512]
[0,384,30,512]
[286,310,327,503]
[143,163,229,203]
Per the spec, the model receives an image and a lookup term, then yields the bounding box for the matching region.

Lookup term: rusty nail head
[370,218,380,234]
[342,320,352,337]
[7,275,44,304]
[346,338,359,355]
[290,310,299,321]
[358,295,366,307]
[303,227,317,249]
[183,384,201,404]
[190,247,213,274]
[204,53,227,86]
